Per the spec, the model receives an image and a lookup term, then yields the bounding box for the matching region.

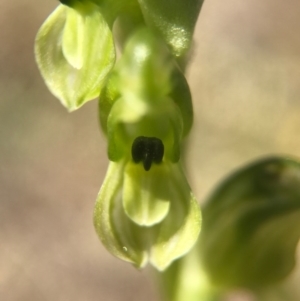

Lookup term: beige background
[1,0,300,300]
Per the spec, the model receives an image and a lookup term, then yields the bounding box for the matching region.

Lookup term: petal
[94,161,148,268]
[35,4,115,111]
[62,6,85,69]
[150,163,201,271]
[123,162,171,226]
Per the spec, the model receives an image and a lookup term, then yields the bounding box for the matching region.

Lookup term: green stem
[154,245,222,301]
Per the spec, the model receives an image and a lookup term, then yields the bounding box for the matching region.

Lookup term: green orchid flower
[35,0,202,272]
[93,28,201,271]
[35,2,115,111]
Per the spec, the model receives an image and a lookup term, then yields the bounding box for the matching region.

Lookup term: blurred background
[1,0,300,300]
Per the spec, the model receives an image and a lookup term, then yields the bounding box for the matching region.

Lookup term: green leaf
[150,163,201,271]
[35,4,115,111]
[138,0,205,57]
[123,162,171,226]
[94,161,148,267]
[200,156,300,289]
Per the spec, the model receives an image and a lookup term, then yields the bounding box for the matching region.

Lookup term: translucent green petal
[94,161,148,267]
[62,6,85,69]
[150,163,201,271]
[138,0,205,57]
[35,5,115,111]
[123,162,170,226]
[200,156,300,289]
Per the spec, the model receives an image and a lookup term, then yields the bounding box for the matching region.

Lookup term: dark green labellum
[131,136,164,171]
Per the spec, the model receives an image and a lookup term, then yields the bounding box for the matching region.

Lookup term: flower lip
[131,136,164,171]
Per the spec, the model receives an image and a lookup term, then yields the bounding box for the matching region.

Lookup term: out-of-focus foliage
[201,156,300,289]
